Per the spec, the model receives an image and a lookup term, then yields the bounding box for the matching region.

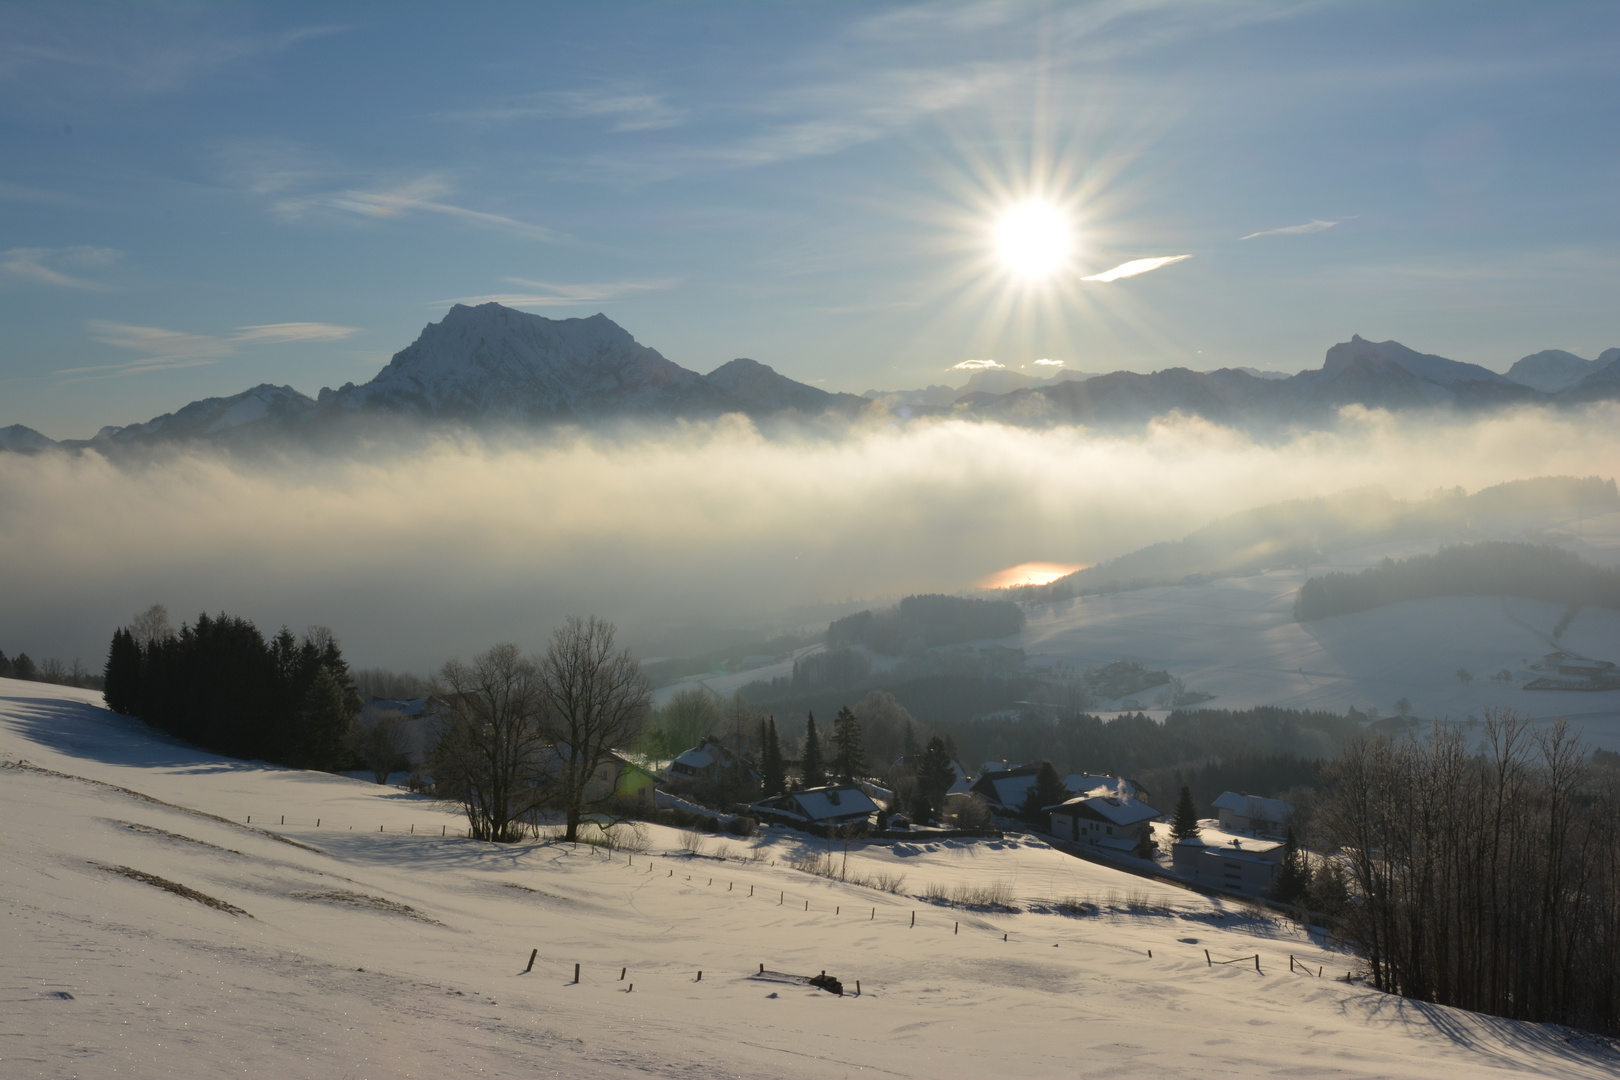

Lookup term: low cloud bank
[2,404,1616,671]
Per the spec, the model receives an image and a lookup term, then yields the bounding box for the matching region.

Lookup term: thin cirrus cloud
[1081,255,1193,283]
[59,320,359,378]
[441,277,680,309]
[269,176,561,242]
[0,246,121,290]
[432,88,684,132]
[1241,219,1342,240]
[951,358,1004,371]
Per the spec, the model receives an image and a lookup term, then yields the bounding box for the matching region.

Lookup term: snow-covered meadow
[5,679,1617,1078]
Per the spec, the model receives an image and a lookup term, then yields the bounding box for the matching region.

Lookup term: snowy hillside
[5,680,1618,1078]
[1017,503,1620,748]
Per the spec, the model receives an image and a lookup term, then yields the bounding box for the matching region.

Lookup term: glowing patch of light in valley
[979,561,1087,589]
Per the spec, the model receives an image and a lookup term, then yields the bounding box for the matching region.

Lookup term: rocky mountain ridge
[6,305,1617,450]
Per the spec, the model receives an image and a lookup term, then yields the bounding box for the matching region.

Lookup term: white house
[1172,836,1286,896]
[1048,794,1161,855]
[1211,791,1295,836]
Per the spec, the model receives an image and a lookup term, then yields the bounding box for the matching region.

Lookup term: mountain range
[4,302,1617,451]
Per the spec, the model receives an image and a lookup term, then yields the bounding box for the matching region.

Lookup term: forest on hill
[1293,541,1620,621]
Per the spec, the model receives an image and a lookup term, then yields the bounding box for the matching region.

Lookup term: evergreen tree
[917,737,956,810]
[1171,783,1201,841]
[800,711,824,788]
[831,705,866,782]
[0,650,12,679]
[12,652,37,681]
[903,719,919,758]
[1273,825,1311,905]
[1018,760,1069,825]
[102,628,141,714]
[761,716,787,797]
[294,666,354,771]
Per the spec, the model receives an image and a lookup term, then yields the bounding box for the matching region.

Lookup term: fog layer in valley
[3,404,1617,672]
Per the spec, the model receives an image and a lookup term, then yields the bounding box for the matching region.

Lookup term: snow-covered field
[6,679,1618,1078]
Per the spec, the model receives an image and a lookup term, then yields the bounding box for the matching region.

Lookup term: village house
[1211,791,1295,836]
[1048,794,1160,856]
[750,784,881,833]
[1064,773,1148,800]
[1172,836,1286,896]
[663,737,761,789]
[969,764,1043,813]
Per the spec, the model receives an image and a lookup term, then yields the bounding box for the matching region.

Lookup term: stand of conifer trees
[1321,712,1620,1035]
[102,614,361,771]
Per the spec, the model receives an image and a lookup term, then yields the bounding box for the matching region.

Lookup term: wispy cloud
[218,153,563,241]
[0,9,339,103]
[951,358,1004,371]
[0,246,121,290]
[441,277,679,308]
[1241,219,1343,240]
[1082,255,1192,283]
[62,319,359,378]
[1033,358,1065,368]
[433,87,684,132]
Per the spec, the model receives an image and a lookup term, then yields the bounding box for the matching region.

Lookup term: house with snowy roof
[1172,836,1286,896]
[1064,773,1148,800]
[750,784,881,833]
[664,738,760,788]
[969,764,1044,813]
[1048,794,1161,855]
[1211,791,1295,836]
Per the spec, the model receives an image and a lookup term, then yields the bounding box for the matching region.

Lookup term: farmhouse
[1211,791,1295,836]
[1048,794,1160,855]
[1172,836,1286,896]
[751,784,881,832]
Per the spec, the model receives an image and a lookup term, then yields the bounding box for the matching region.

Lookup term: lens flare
[994,201,1072,279]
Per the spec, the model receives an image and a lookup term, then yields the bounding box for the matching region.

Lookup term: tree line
[827,594,1025,655]
[101,604,360,771]
[0,649,102,690]
[1294,541,1620,621]
[1318,712,1619,1035]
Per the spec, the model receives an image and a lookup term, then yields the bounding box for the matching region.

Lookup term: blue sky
[4,0,1618,438]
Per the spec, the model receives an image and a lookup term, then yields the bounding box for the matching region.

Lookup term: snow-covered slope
[1016,503,1620,749]
[1509,349,1612,393]
[88,384,318,446]
[7,680,1617,1078]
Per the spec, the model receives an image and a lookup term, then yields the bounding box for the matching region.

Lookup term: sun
[993,200,1073,279]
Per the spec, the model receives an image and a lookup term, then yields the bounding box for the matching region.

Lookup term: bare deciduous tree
[536,616,651,843]
[431,644,545,843]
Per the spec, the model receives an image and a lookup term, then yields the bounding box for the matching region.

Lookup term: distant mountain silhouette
[8,310,1617,451]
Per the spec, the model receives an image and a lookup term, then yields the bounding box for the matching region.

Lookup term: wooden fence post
[620,967,626,980]
[1254,955,1261,973]
[954,921,958,935]
[573,963,580,983]
[697,970,702,981]
[856,980,860,996]
[1205,949,1211,966]
[910,911,915,927]
[525,949,536,973]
